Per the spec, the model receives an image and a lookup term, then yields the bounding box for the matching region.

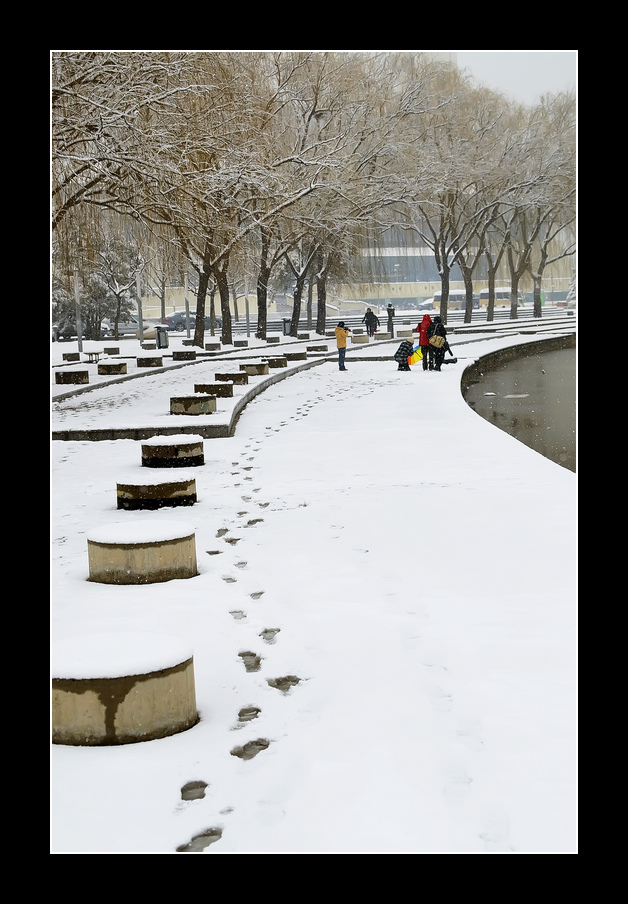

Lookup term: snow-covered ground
[50,321,577,853]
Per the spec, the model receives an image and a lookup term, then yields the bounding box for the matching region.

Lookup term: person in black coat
[427,316,448,371]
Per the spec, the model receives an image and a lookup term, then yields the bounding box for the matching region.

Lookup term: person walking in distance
[386,303,395,337]
[362,308,380,337]
[335,321,351,371]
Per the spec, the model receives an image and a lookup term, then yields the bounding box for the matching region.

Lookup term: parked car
[417,299,434,310]
[101,315,158,337]
[163,311,222,331]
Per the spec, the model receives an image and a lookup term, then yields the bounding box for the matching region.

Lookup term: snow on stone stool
[170,394,216,415]
[141,434,204,468]
[87,520,198,584]
[239,362,269,376]
[116,475,197,510]
[194,382,234,397]
[51,632,199,746]
[55,370,89,385]
[98,362,127,375]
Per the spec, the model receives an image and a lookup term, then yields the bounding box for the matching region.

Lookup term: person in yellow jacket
[334,322,351,370]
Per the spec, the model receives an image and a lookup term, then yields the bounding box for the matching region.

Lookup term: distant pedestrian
[362,308,380,337]
[386,303,395,337]
[416,314,434,371]
[335,321,351,371]
[393,337,414,371]
[428,315,448,371]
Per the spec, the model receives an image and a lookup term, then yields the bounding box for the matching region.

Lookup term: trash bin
[156,325,169,349]
[282,318,291,335]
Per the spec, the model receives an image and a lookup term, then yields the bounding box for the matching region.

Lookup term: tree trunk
[214,264,232,344]
[209,285,217,336]
[306,278,313,329]
[255,228,271,340]
[193,269,209,349]
[316,272,327,335]
[290,274,306,337]
[462,268,474,324]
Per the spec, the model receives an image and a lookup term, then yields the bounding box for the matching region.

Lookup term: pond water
[462,347,576,473]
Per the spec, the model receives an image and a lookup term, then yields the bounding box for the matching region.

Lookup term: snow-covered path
[51,354,577,853]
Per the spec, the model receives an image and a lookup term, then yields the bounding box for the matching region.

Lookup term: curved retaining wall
[51,357,324,442]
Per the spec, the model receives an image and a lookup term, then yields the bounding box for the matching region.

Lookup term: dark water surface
[463,348,576,472]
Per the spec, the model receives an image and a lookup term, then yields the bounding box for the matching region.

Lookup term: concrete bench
[351,335,369,344]
[98,362,127,376]
[194,382,234,397]
[205,342,221,351]
[87,520,198,585]
[172,350,197,361]
[170,395,216,415]
[266,336,281,344]
[62,352,80,362]
[55,370,89,385]
[283,351,307,361]
[307,344,328,352]
[239,362,269,376]
[234,340,249,348]
[51,632,199,745]
[117,476,197,510]
[104,347,120,355]
[214,372,249,384]
[375,333,392,340]
[137,357,163,368]
[141,435,204,468]
[263,356,287,368]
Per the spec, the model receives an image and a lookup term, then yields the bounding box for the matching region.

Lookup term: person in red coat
[416,314,434,371]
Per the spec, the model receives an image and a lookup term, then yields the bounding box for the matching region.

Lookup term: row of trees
[52,52,576,343]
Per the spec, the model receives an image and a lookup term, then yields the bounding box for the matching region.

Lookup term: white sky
[454,51,577,105]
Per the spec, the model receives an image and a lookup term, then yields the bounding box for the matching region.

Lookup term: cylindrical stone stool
[141,435,204,468]
[55,370,89,385]
[117,476,197,510]
[51,632,199,746]
[170,395,216,415]
[215,372,248,384]
[98,362,127,375]
[194,382,234,397]
[239,362,269,376]
[263,356,287,368]
[87,520,198,584]
[137,357,163,368]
